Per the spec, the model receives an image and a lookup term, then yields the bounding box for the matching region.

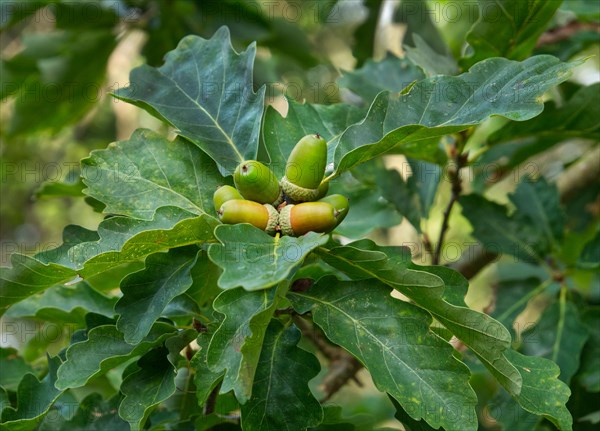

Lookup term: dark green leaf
[5,282,115,323]
[0,387,8,414]
[578,230,600,269]
[352,0,382,66]
[113,27,265,175]
[560,0,600,22]
[521,296,589,384]
[208,224,328,291]
[577,307,600,392]
[328,171,402,238]
[1,356,63,431]
[511,178,564,250]
[55,323,177,390]
[490,277,552,328]
[0,256,77,317]
[477,83,600,183]
[461,177,563,262]
[160,367,199,423]
[163,294,202,318]
[289,278,478,431]
[187,251,222,308]
[493,349,573,431]
[377,159,442,232]
[262,99,365,179]
[35,177,85,199]
[0,1,48,29]
[0,349,33,391]
[81,129,225,219]
[39,209,216,273]
[116,248,200,344]
[390,396,439,431]
[50,393,128,431]
[333,56,579,175]
[206,285,281,403]
[337,54,425,104]
[1,209,217,316]
[461,0,563,68]
[240,320,323,430]
[5,30,116,136]
[394,0,450,57]
[118,348,178,431]
[51,2,119,29]
[192,333,224,408]
[489,83,600,146]
[316,240,522,397]
[404,34,459,76]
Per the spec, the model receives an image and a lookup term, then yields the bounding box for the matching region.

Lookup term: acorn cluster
[213,134,349,236]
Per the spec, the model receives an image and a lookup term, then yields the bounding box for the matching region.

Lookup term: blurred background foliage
[1,1,599,428]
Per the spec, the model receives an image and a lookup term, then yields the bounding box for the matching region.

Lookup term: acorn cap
[234,160,281,205]
[263,204,279,235]
[280,176,320,202]
[278,204,295,236]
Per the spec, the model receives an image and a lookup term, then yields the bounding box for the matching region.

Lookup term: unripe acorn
[218,199,279,235]
[281,134,327,202]
[213,185,243,213]
[279,202,338,237]
[318,194,349,226]
[315,181,329,200]
[234,161,283,206]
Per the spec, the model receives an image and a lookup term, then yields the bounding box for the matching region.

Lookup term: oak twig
[536,20,600,47]
[433,140,468,265]
[293,315,362,402]
[203,381,221,416]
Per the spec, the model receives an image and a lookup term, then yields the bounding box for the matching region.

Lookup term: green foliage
[1,2,598,430]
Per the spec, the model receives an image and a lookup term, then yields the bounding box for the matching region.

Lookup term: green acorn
[279,202,339,236]
[218,199,279,235]
[315,181,329,200]
[281,134,327,202]
[233,160,283,205]
[318,194,349,225]
[213,185,243,213]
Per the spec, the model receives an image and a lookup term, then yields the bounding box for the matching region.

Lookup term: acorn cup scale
[234,160,283,206]
[279,202,339,237]
[218,199,279,235]
[281,134,327,202]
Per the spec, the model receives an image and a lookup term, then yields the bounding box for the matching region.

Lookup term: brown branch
[433,147,468,265]
[203,381,221,416]
[451,146,600,279]
[422,233,434,261]
[536,20,600,48]
[293,315,363,402]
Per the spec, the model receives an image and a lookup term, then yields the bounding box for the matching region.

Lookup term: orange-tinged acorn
[218,199,279,235]
[279,202,338,236]
[318,194,349,225]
